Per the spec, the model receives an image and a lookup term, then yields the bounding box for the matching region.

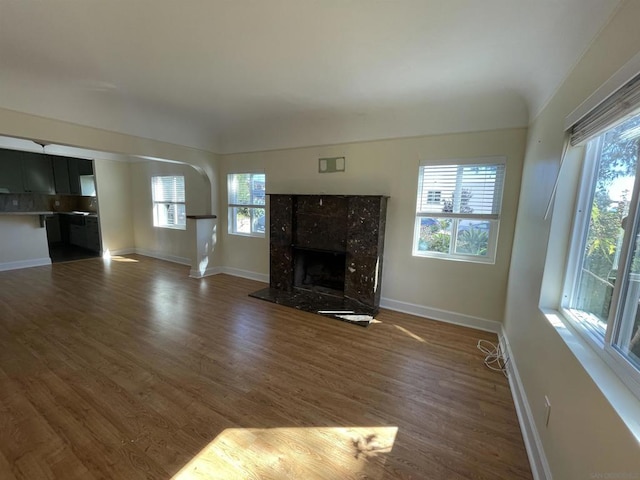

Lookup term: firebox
[293,248,346,295]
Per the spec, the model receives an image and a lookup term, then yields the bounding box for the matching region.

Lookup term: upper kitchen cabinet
[0,147,94,195]
[21,151,55,194]
[67,158,94,195]
[0,148,25,193]
[52,156,72,194]
[55,157,94,195]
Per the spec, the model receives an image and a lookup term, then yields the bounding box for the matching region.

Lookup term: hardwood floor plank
[0,255,532,479]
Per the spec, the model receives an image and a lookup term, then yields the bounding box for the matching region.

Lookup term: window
[151,175,186,230]
[563,111,640,395]
[228,173,266,237]
[413,159,505,263]
[426,190,442,204]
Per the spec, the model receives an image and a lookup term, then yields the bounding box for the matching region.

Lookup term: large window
[563,111,640,394]
[152,175,186,230]
[228,173,266,237]
[413,159,505,263]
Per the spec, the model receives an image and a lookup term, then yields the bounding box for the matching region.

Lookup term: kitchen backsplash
[0,193,98,213]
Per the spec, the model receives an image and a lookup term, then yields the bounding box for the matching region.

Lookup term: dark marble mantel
[250,194,388,326]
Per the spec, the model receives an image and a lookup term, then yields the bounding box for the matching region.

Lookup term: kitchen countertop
[56,211,98,217]
[0,211,55,215]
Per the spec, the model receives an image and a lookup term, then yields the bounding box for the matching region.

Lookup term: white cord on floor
[477,338,509,377]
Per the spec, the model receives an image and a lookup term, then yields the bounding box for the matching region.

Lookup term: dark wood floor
[0,255,532,479]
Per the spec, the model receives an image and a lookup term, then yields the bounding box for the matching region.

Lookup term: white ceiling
[0,0,622,154]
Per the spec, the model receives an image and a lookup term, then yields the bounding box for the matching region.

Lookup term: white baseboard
[189,266,222,278]
[134,248,191,266]
[0,257,52,272]
[380,297,502,333]
[500,331,552,480]
[220,267,269,283]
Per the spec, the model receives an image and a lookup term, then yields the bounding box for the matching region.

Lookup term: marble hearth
[249,194,388,325]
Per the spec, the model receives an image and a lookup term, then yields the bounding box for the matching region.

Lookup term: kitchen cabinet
[0,147,94,196]
[0,148,24,193]
[21,151,56,194]
[85,216,100,252]
[67,158,94,195]
[68,214,101,252]
[52,156,72,194]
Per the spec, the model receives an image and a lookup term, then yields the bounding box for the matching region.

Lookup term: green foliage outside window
[576,115,640,322]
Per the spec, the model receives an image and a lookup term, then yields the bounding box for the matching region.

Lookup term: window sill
[541,308,640,442]
[228,232,265,239]
[412,251,496,264]
[154,225,186,231]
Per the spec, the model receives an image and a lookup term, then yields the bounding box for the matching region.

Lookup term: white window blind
[417,163,505,219]
[570,71,640,146]
[152,176,185,203]
[152,175,186,229]
[413,159,505,263]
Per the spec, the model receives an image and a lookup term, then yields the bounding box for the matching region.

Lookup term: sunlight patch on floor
[110,256,139,263]
[172,426,398,479]
[102,250,139,263]
[394,324,426,343]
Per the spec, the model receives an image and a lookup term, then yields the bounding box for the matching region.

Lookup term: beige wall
[505,0,640,478]
[94,159,134,254]
[130,160,213,263]
[220,128,526,323]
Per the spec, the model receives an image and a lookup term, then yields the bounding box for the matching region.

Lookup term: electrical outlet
[54,200,60,206]
[12,199,18,206]
[544,395,551,427]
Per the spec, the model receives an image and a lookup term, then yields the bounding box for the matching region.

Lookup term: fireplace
[249,194,388,325]
[293,248,346,295]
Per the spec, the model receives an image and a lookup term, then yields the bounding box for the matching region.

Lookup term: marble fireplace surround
[249,194,388,325]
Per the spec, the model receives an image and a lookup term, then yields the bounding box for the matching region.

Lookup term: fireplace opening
[293,248,346,296]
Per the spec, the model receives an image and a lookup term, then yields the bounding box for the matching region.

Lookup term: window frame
[561,118,640,400]
[151,175,186,230]
[227,172,266,238]
[412,158,506,264]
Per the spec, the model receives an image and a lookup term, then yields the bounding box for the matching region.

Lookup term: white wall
[219,128,526,325]
[0,216,50,270]
[129,160,212,264]
[94,159,135,254]
[505,0,640,478]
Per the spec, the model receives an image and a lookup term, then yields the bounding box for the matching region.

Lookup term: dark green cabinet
[0,148,93,195]
[52,156,72,194]
[67,158,93,195]
[19,151,55,194]
[0,149,25,193]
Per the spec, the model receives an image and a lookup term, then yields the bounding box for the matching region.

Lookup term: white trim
[0,257,51,272]
[565,50,640,130]
[189,266,222,279]
[500,331,553,480]
[221,267,269,283]
[133,248,191,266]
[379,297,501,333]
[419,155,506,167]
